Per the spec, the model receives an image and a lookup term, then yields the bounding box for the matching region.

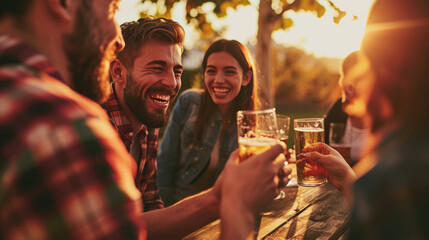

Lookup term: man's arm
[142,144,289,240]
[220,145,288,239]
[141,188,219,239]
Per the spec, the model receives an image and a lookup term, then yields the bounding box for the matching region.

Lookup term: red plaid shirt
[0,35,146,239]
[102,85,164,211]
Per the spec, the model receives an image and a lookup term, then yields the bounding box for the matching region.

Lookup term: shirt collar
[0,34,64,82]
[103,83,150,141]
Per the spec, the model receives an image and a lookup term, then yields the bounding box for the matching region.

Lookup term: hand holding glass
[294,118,326,187]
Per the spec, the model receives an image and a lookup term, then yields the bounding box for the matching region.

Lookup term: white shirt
[344,117,370,165]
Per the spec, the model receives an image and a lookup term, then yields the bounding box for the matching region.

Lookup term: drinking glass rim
[294,118,324,123]
[276,114,290,119]
[237,108,276,115]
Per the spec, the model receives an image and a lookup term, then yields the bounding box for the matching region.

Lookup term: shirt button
[194,157,198,162]
[129,132,133,137]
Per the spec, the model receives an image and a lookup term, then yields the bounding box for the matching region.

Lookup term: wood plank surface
[184,163,350,240]
[262,185,350,239]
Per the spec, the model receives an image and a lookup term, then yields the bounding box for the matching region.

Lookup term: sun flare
[272,0,375,58]
[116,0,375,59]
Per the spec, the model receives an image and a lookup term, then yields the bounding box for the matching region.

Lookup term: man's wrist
[206,188,221,219]
[220,195,255,240]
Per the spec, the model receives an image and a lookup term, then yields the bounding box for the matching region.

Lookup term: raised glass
[294,118,326,187]
[237,108,278,162]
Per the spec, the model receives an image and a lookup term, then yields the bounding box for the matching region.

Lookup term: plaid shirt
[0,35,146,239]
[102,86,164,211]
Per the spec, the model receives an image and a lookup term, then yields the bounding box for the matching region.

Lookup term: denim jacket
[157,89,238,205]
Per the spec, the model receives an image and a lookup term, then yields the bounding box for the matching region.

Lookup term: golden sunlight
[272,0,374,58]
[116,0,375,58]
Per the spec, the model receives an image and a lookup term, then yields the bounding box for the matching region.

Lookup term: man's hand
[219,143,291,239]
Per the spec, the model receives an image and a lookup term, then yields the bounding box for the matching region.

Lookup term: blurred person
[0,1,291,239]
[324,51,370,166]
[102,17,186,211]
[300,0,429,239]
[157,39,258,206]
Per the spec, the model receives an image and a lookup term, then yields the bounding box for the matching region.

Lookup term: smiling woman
[157,39,259,206]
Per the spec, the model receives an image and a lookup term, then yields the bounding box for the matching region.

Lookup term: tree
[139,0,347,107]
[272,45,340,106]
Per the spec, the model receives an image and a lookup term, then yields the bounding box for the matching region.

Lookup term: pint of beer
[294,118,326,187]
[238,137,279,162]
[237,109,278,162]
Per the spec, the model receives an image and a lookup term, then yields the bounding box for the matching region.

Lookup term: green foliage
[272,45,341,106]
[180,67,203,92]
[139,0,347,40]
[293,0,326,17]
[274,17,294,31]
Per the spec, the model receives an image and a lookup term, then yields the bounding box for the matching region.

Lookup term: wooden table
[184,163,350,240]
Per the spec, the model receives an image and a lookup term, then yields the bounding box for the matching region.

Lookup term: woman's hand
[298,143,356,193]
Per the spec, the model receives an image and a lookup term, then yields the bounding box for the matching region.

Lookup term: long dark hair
[193,39,259,142]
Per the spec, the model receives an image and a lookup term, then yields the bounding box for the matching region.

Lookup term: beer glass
[237,108,279,162]
[276,115,290,154]
[329,122,351,164]
[294,118,326,187]
[275,114,297,193]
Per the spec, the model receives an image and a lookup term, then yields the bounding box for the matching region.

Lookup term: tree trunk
[256,0,275,108]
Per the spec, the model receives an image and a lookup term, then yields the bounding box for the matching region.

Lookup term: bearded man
[102,17,184,212]
[0,0,290,239]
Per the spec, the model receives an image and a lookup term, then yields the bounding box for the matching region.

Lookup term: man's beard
[123,74,177,128]
[62,7,115,103]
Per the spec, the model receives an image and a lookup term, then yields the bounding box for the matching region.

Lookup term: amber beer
[294,120,327,187]
[329,122,352,165]
[330,143,351,164]
[238,137,279,162]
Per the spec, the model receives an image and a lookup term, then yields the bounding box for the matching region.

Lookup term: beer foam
[239,137,279,146]
[294,127,324,132]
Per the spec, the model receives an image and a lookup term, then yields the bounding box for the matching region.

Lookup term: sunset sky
[115,0,375,59]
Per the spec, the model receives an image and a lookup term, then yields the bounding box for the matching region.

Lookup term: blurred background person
[301,0,429,238]
[324,51,370,166]
[157,39,259,206]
